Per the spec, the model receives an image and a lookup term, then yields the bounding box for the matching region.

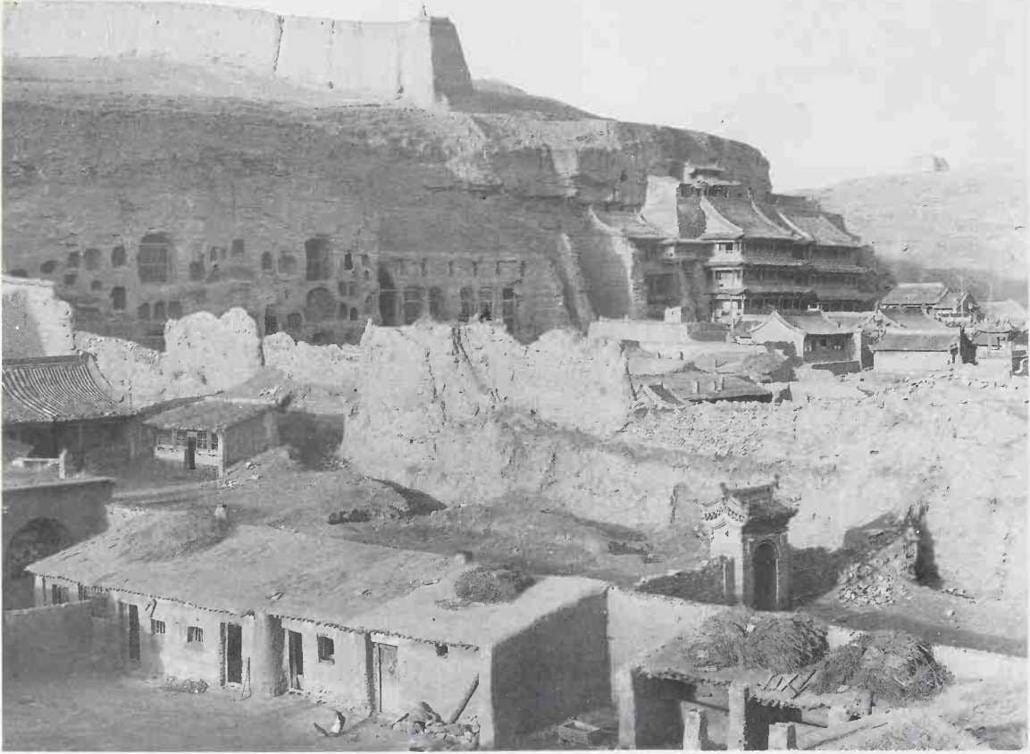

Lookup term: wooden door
[287,630,304,690]
[222,622,243,685]
[127,604,140,662]
[185,437,197,470]
[371,642,399,713]
[752,541,778,611]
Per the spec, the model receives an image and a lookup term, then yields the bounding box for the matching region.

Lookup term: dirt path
[3,673,409,751]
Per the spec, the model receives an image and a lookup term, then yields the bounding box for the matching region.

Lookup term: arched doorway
[4,518,73,607]
[752,541,778,611]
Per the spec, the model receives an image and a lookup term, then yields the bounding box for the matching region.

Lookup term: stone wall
[1,276,74,359]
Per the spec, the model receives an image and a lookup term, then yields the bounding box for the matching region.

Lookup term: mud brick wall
[486,589,610,747]
[2,602,95,679]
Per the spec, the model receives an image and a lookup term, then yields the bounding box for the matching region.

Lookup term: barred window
[151,619,166,635]
[187,626,203,644]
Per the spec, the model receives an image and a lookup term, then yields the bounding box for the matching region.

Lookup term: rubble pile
[393,702,480,751]
[836,526,917,607]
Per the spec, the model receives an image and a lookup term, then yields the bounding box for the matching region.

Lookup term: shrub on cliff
[454,567,534,603]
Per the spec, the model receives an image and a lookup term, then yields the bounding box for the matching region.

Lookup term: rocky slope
[804,163,1027,301]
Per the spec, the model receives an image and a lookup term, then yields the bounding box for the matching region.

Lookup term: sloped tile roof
[872,331,959,352]
[775,209,860,246]
[2,354,133,425]
[704,196,797,240]
[883,311,950,331]
[880,283,949,307]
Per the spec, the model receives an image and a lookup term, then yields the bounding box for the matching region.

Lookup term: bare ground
[2,671,410,752]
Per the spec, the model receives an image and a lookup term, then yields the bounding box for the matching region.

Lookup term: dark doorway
[223,622,243,685]
[127,604,141,662]
[287,630,304,691]
[378,266,399,325]
[371,642,399,713]
[184,437,196,470]
[753,541,778,611]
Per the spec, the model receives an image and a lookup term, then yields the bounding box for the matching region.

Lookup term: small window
[349,307,358,321]
[167,301,183,319]
[471,261,479,277]
[495,261,501,276]
[210,433,219,451]
[435,644,449,658]
[519,261,526,278]
[111,245,127,267]
[78,584,88,601]
[337,302,348,320]
[151,619,166,635]
[209,247,218,262]
[91,280,103,291]
[84,248,101,270]
[261,252,273,271]
[40,260,58,275]
[287,312,303,331]
[187,626,203,644]
[317,635,335,663]
[195,431,207,450]
[363,269,371,281]
[111,287,127,311]
[231,239,245,257]
[189,261,205,282]
[67,251,81,268]
[360,254,369,267]
[175,430,188,446]
[51,584,68,605]
[420,259,428,277]
[153,301,166,321]
[63,273,77,287]
[344,252,353,271]
[448,261,455,277]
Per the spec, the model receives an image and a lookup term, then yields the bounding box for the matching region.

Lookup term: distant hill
[801,163,1028,303]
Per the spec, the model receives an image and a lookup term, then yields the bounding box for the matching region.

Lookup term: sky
[31,0,1028,190]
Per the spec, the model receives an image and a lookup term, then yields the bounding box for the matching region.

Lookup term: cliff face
[2,1,773,346]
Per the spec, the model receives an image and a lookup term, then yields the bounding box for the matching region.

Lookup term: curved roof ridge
[750,195,801,240]
[698,194,743,239]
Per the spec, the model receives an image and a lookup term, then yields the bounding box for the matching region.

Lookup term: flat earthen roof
[28,524,607,647]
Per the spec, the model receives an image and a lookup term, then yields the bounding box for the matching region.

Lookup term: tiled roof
[2,354,133,425]
[775,209,860,247]
[980,299,1028,328]
[703,196,797,240]
[880,283,949,307]
[882,311,950,331]
[872,331,958,352]
[781,311,849,335]
[634,371,771,405]
[592,208,667,239]
[144,400,274,431]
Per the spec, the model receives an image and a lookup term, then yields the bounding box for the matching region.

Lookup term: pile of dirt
[810,631,952,703]
[112,510,229,562]
[687,610,829,674]
[453,566,533,603]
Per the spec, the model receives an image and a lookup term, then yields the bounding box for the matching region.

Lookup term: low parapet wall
[2,602,95,679]
[2,1,473,106]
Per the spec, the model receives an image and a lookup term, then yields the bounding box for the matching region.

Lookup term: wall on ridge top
[2,1,473,106]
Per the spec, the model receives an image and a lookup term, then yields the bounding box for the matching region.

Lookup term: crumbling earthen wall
[344,322,1026,601]
[1,276,74,359]
[2,2,474,106]
[261,332,361,390]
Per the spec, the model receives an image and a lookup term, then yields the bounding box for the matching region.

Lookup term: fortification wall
[2,1,472,105]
